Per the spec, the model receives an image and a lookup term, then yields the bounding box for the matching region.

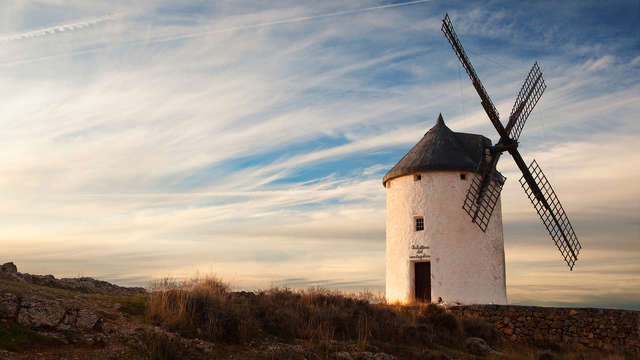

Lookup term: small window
[415,217,424,231]
[414,174,422,181]
[460,173,466,180]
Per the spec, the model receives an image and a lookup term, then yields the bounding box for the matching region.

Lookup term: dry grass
[143,277,639,359]
[144,276,466,352]
[146,276,251,342]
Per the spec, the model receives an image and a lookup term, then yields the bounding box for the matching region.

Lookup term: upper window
[415,217,424,231]
[414,174,422,181]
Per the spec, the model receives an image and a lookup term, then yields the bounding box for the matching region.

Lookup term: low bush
[134,331,195,360]
[462,316,501,346]
[415,303,463,345]
[0,321,56,351]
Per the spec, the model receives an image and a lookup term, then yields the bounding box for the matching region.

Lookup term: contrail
[146,0,434,44]
[1,0,432,66]
[0,14,118,43]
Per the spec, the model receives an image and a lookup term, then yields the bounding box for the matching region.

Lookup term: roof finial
[436,113,445,126]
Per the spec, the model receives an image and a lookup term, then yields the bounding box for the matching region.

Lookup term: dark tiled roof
[382,114,492,186]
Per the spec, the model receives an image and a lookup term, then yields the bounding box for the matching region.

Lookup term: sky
[1,0,639,310]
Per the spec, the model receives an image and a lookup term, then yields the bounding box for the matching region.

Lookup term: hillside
[0,262,636,360]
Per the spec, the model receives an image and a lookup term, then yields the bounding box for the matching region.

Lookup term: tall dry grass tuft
[356,312,369,351]
[146,276,252,343]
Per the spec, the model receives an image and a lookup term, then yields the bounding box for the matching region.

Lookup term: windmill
[441,14,581,270]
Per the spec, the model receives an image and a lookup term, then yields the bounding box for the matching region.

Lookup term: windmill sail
[441,14,506,138]
[441,13,581,269]
[463,171,506,232]
[506,62,547,140]
[519,160,582,270]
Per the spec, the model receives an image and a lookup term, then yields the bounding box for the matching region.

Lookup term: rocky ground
[0,263,630,359]
[0,262,145,297]
[0,262,150,359]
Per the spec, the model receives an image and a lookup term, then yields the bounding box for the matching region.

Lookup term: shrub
[462,316,501,346]
[135,331,194,360]
[415,304,463,345]
[0,321,55,351]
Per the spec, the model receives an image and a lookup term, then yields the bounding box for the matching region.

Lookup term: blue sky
[1,0,639,309]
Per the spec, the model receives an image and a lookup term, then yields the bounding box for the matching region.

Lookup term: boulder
[336,351,354,360]
[355,353,397,360]
[0,350,16,357]
[76,308,101,330]
[0,292,19,318]
[57,308,100,331]
[0,262,17,273]
[17,297,66,328]
[464,337,494,356]
[373,354,396,360]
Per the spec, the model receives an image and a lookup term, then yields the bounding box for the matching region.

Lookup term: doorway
[414,261,431,302]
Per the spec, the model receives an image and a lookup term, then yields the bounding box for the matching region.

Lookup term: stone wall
[448,304,640,353]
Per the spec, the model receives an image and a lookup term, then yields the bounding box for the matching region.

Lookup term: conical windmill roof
[382,114,491,186]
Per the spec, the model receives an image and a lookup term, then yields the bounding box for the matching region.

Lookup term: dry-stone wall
[448,304,640,354]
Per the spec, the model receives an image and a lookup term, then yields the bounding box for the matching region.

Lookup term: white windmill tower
[383,114,508,305]
[383,14,581,305]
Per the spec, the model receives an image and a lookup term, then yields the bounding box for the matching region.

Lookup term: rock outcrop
[0,262,17,274]
[0,262,145,296]
[0,292,102,334]
[0,262,143,347]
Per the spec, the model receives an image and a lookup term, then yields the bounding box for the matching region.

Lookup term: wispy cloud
[139,0,435,44]
[0,0,638,309]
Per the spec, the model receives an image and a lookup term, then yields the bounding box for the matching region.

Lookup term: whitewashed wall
[385,171,507,305]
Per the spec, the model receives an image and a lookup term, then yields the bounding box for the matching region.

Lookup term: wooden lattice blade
[505,62,547,141]
[519,159,582,270]
[462,171,506,232]
[441,13,508,139]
